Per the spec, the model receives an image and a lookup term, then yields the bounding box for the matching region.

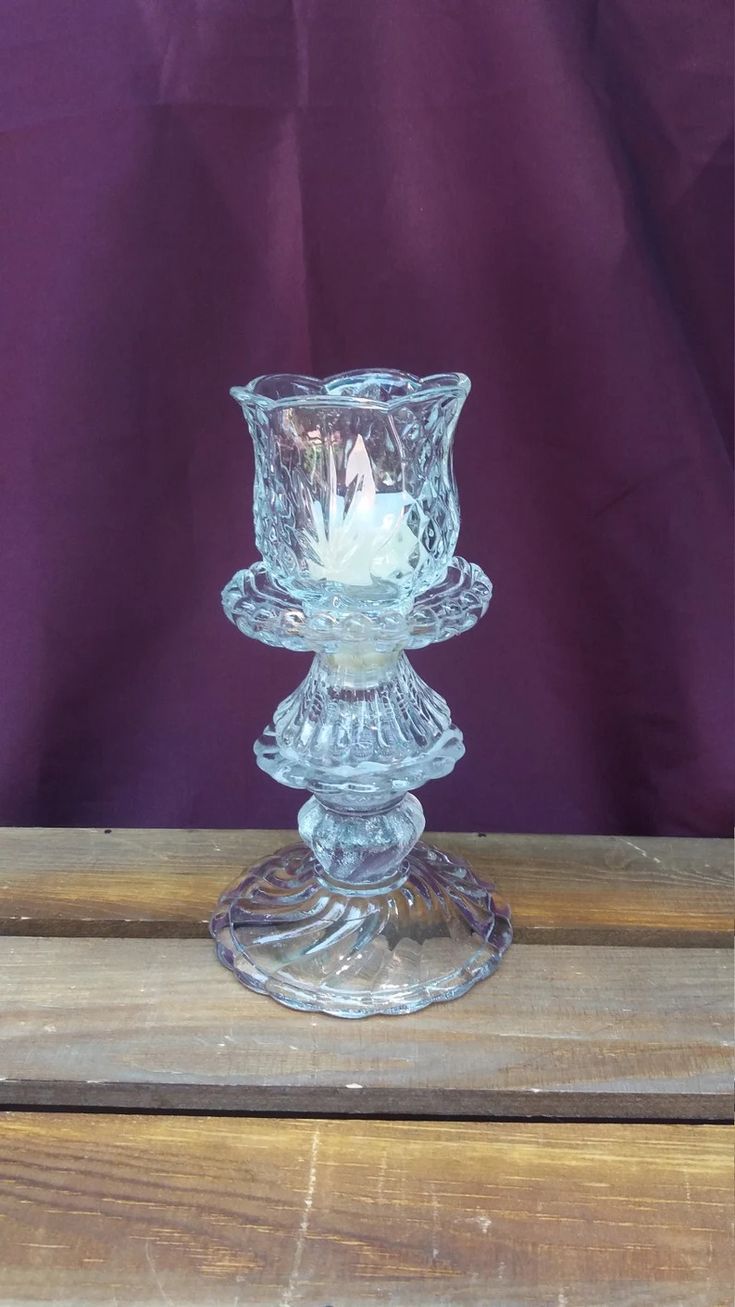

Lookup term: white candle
[306,435,421,586]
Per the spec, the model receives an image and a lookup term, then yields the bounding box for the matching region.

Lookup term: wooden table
[0,828,732,1304]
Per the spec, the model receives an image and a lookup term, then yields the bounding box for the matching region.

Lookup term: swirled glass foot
[210,842,512,1018]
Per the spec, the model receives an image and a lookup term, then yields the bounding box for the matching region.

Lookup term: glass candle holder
[211,369,512,1018]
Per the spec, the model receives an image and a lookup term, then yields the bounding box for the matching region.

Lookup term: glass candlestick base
[212,370,513,1018]
[212,554,512,1018]
[211,842,511,1018]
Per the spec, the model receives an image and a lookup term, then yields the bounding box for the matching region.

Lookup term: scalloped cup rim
[230,369,471,412]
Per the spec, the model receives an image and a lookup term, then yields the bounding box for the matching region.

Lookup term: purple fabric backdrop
[1,0,732,834]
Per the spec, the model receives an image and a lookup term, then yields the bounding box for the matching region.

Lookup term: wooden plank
[0,827,731,945]
[0,937,730,1118]
[0,1113,731,1305]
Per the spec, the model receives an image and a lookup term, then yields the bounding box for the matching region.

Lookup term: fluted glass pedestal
[211,558,512,1017]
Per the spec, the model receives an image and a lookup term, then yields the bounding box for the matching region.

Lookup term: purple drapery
[0,0,732,834]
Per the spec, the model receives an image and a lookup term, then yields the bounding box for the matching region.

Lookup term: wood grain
[0,937,730,1118]
[0,1113,731,1306]
[0,827,731,944]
